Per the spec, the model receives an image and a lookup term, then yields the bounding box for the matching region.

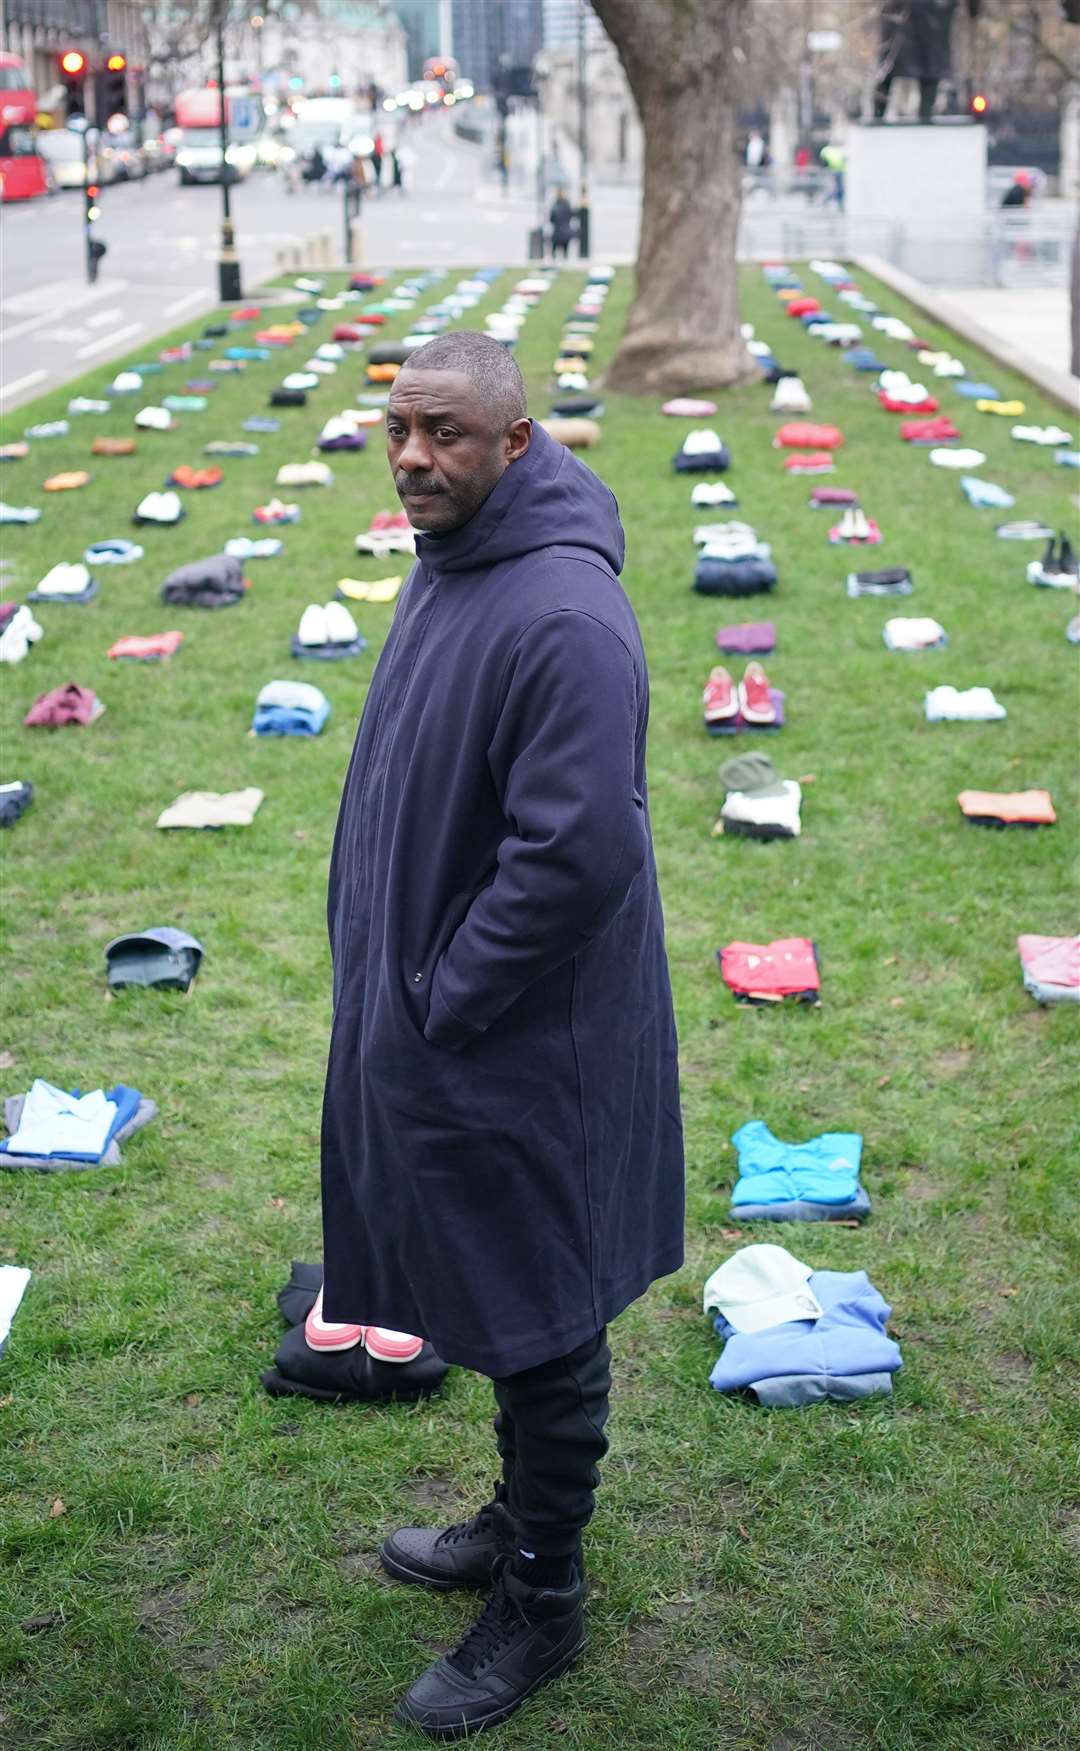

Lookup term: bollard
[349,218,365,266]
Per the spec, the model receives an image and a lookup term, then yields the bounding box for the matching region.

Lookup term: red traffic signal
[106,53,127,72]
[87,184,100,199]
[60,49,87,76]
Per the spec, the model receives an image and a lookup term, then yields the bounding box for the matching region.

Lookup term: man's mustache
[395,473,445,495]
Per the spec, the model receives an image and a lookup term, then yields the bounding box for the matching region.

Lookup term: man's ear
[504,417,532,464]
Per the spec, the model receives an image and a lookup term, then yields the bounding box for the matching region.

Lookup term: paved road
[0,113,640,412]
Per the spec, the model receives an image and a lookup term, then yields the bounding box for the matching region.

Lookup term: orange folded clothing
[366,362,400,382]
[43,471,91,491]
[168,464,223,490]
[108,631,185,662]
[91,436,137,457]
[957,788,1056,826]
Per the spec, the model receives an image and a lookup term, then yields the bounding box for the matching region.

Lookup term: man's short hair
[396,330,527,429]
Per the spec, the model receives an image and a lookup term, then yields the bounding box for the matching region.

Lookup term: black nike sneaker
[394,1555,586,1738]
[379,1488,513,1591]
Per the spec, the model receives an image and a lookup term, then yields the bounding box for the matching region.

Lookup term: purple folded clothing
[706,688,785,735]
[716,620,776,654]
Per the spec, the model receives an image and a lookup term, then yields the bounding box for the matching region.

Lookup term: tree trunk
[592,0,758,395]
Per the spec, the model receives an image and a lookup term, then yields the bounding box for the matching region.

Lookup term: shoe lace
[447,1569,524,1678]
[436,1502,495,1549]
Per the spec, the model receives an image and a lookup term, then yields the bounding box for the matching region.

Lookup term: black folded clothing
[550,396,603,418]
[368,340,410,366]
[202,323,228,338]
[0,780,33,828]
[674,442,731,474]
[161,551,245,608]
[261,1261,449,1404]
[694,556,777,596]
[270,388,308,408]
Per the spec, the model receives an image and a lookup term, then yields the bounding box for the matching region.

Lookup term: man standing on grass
[320,331,684,1738]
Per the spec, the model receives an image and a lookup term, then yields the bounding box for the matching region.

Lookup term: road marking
[0,281,123,342]
[163,289,210,319]
[0,369,48,401]
[86,308,122,328]
[75,320,144,359]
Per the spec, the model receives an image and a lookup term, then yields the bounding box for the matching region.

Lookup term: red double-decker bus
[0,52,48,200]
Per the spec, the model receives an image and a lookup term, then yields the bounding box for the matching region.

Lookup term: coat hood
[414,421,624,578]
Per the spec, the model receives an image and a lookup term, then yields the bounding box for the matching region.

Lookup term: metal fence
[738,206,1074,290]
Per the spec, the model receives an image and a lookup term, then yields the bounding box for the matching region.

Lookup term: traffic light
[59,48,88,118]
[85,179,106,282]
[100,51,127,124]
[970,92,988,119]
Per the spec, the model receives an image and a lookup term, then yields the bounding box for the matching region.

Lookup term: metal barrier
[739,209,1073,290]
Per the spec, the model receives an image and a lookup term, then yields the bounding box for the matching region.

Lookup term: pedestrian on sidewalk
[320,330,685,1738]
[549,186,574,257]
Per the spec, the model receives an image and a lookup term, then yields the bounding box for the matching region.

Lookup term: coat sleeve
[424,607,648,1051]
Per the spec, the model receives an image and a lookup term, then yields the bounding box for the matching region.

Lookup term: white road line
[0,369,48,401]
[75,320,144,359]
[163,289,210,319]
[86,308,123,328]
[0,281,123,342]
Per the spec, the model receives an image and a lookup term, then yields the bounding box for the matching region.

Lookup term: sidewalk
[939,287,1074,381]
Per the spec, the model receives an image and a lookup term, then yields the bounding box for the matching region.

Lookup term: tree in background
[591,0,758,394]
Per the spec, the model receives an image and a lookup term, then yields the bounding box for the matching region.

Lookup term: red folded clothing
[230,306,261,322]
[718,937,821,1003]
[24,683,102,727]
[783,451,835,474]
[901,416,960,443]
[785,298,821,317]
[773,422,844,450]
[879,393,939,414]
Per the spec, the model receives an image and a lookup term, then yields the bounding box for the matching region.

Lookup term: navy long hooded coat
[320,423,684,1377]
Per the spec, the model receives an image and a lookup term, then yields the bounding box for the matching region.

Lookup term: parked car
[37,127,89,189]
[174,126,256,184]
[99,129,147,182]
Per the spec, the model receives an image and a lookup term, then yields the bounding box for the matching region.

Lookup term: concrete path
[941,287,1074,382]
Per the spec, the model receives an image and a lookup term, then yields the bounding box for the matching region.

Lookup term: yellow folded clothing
[336,574,404,603]
[157,787,264,830]
[538,417,601,450]
[975,399,1025,416]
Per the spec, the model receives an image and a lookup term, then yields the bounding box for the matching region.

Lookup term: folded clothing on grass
[728,1120,867,1216]
[0,1079,148,1165]
[157,787,263,830]
[925,685,1006,722]
[718,937,820,1003]
[883,617,946,651]
[252,680,330,737]
[262,1260,449,1403]
[958,788,1056,826]
[1017,934,1079,1005]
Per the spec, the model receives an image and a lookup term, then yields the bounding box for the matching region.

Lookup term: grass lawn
[1,259,1077,1751]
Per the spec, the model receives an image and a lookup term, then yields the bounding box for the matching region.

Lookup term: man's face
[386,368,531,534]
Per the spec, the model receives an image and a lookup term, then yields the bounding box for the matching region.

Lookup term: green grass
[1,262,1077,1751]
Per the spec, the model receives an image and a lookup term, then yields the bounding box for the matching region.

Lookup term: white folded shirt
[681,428,724,456]
[883,617,946,651]
[721,780,802,837]
[36,561,92,596]
[257,679,328,713]
[157,787,264,829]
[930,448,986,469]
[4,1079,117,1159]
[925,685,1006,722]
[691,481,738,506]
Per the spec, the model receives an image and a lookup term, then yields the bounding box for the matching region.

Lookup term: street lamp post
[576,0,591,257]
[216,1,243,301]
